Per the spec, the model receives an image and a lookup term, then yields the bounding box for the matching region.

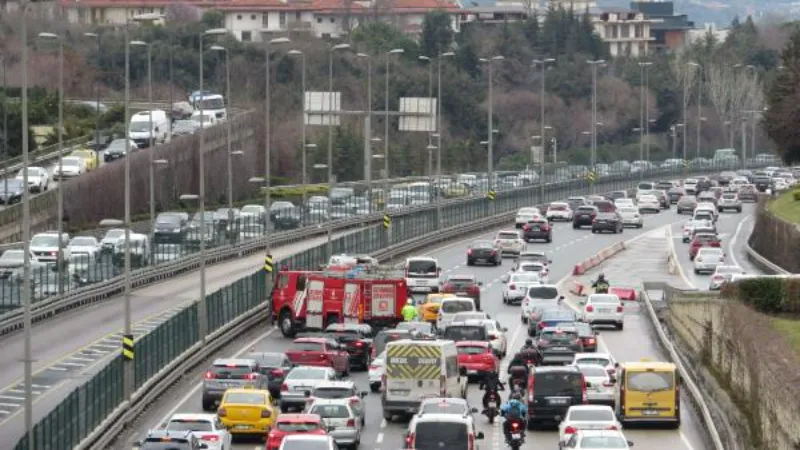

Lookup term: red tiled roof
[58,0,461,13]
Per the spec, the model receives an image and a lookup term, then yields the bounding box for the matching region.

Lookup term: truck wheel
[280,311,297,338]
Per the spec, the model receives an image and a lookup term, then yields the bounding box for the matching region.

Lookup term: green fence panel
[134,305,199,390]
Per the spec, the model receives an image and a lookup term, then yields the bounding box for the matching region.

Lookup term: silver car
[307,399,362,448]
[201,358,263,411]
[306,381,368,426]
[709,265,746,290]
[280,366,338,412]
[717,192,742,213]
[575,365,615,406]
[616,206,643,228]
[693,247,725,274]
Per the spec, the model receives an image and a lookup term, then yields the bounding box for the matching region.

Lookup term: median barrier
[572,241,626,275]
[569,280,586,296]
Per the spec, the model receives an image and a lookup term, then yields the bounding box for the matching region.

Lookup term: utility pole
[480,55,504,199]
[534,58,554,201]
[587,60,605,193]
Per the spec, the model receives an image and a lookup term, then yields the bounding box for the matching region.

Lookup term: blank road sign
[305,91,341,126]
[399,97,437,132]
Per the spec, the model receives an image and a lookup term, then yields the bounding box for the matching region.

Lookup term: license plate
[234,425,252,429]
[488,401,497,408]
[532,227,540,230]
[457,292,468,296]
[599,308,612,313]
[643,410,659,416]
[390,390,410,396]
[219,382,237,388]
[295,386,310,391]
[511,433,522,439]
[467,370,477,375]
[551,347,567,351]
[549,398,568,405]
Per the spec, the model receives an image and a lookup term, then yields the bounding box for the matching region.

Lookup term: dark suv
[536,326,584,365]
[135,430,208,450]
[526,366,587,429]
[522,219,552,243]
[591,212,623,234]
[572,205,598,229]
[153,212,188,244]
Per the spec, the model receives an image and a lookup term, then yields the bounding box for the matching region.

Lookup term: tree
[765,28,800,163]
[705,63,754,148]
[0,99,38,158]
[420,11,454,57]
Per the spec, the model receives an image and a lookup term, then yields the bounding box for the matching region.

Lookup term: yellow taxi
[69,149,99,171]
[217,388,276,435]
[418,293,455,323]
[444,183,469,198]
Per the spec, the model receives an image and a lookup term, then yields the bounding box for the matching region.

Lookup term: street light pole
[419,55,434,178]
[210,45,233,228]
[288,50,307,205]
[326,43,350,254]
[436,52,453,228]
[587,59,605,193]
[84,32,102,150]
[1,54,6,197]
[121,19,133,399]
[684,62,699,166]
[639,62,652,163]
[383,48,404,226]
[638,63,645,172]
[533,58,554,200]
[356,52,372,209]
[480,55,504,197]
[130,41,155,252]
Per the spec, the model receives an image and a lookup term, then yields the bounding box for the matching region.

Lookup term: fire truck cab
[272,267,407,338]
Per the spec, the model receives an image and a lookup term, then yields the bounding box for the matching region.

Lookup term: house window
[237,14,242,20]
[279,12,286,26]
[251,14,256,20]
[317,17,322,23]
[241,31,252,41]
[262,13,269,27]
[296,11,301,20]
[330,17,335,23]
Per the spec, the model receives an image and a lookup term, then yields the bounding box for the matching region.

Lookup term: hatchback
[578,294,624,330]
[306,399,362,448]
[676,195,698,214]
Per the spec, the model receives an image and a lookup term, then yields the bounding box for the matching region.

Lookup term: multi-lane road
[114,200,766,450]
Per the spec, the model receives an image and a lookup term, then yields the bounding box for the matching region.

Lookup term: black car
[526,366,587,429]
[522,219,552,243]
[753,176,772,192]
[245,351,293,399]
[104,139,134,162]
[321,323,374,370]
[273,207,303,230]
[466,240,502,266]
[591,212,623,234]
[572,205,598,229]
[536,326,584,365]
[153,212,188,243]
[0,179,23,204]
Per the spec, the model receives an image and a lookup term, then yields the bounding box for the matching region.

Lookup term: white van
[406,182,432,204]
[436,297,477,332]
[405,256,441,293]
[129,110,170,148]
[191,110,218,129]
[192,94,227,122]
[382,339,461,419]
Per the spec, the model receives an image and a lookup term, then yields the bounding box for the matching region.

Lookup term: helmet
[524,338,533,346]
[598,273,606,280]
[510,392,522,401]
[407,299,414,305]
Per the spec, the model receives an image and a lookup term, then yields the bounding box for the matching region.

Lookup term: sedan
[0,179,24,204]
[546,202,574,221]
[440,274,482,308]
[502,272,542,305]
[636,195,660,213]
[515,207,541,228]
[572,352,619,379]
[616,206,642,228]
[558,405,622,445]
[494,230,526,255]
[522,218,552,243]
[576,365,616,406]
[67,236,100,258]
[591,213,623,234]
[280,366,338,413]
[709,265,746,290]
[676,195,698,214]
[246,352,294,400]
[694,247,726,274]
[162,413,232,450]
[306,399,362,449]
[466,240,502,266]
[573,205,599,229]
[563,429,633,449]
[513,261,549,283]
[103,138,137,161]
[579,294,624,329]
[217,389,276,437]
[667,186,685,204]
[682,219,713,243]
[717,192,742,212]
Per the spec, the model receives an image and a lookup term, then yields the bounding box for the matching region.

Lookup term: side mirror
[578,300,586,306]
[470,407,478,413]
[559,295,565,300]
[476,432,485,440]
[548,260,553,264]
[501,275,509,283]
[614,362,620,367]
[360,391,368,398]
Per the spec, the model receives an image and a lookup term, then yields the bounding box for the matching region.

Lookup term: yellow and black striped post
[383,214,391,229]
[122,334,134,361]
[587,170,597,183]
[264,254,274,273]
[682,159,690,169]
[486,190,496,201]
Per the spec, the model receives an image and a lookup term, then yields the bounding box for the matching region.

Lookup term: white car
[558,405,621,445]
[521,284,562,322]
[280,366,338,412]
[67,236,100,258]
[53,156,86,179]
[579,294,624,330]
[683,178,699,195]
[774,177,790,191]
[730,177,749,188]
[562,428,632,449]
[410,397,476,427]
[695,202,718,219]
[101,228,126,253]
[436,297,477,332]
[368,351,386,392]
[494,230,526,256]
[307,399,362,448]
[478,318,508,357]
[636,194,660,213]
[572,352,619,378]
[30,231,70,264]
[546,202,574,221]
[502,272,541,305]
[163,413,232,450]
[514,261,549,283]
[693,247,725,274]
[682,219,713,243]
[279,435,338,450]
[515,207,541,228]
[16,166,49,192]
[613,198,634,208]
[709,265,746,290]
[616,206,642,228]
[575,365,616,405]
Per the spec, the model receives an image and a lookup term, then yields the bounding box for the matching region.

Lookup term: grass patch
[769,189,800,224]
[770,317,800,355]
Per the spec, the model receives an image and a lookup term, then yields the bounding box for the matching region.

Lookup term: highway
[119,202,722,450]
[0,228,363,444]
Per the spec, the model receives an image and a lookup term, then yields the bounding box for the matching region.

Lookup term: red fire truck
[271,267,407,338]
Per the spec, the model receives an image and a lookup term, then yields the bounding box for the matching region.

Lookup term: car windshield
[313,387,352,399]
[511,274,540,284]
[457,345,488,355]
[519,264,544,272]
[156,215,181,225]
[413,422,468,449]
[246,353,284,367]
[446,277,475,287]
[408,260,436,274]
[395,322,433,334]
[291,342,324,352]
[518,208,538,215]
[590,295,618,304]
[527,286,558,299]
[549,204,568,210]
[626,371,675,392]
[578,436,629,448]
[104,230,124,240]
[441,300,474,313]
[288,368,328,380]
[569,408,615,421]
[420,402,468,415]
[1,180,22,190]
[498,232,519,240]
[166,418,213,432]
[533,371,583,395]
[576,357,611,367]
[70,237,96,246]
[471,241,493,249]
[30,235,59,247]
[276,421,322,432]
[129,121,151,132]
[444,326,485,341]
[699,249,723,256]
[619,207,637,214]
[224,392,266,404]
[310,404,349,418]
[62,158,81,167]
[577,365,608,378]
[198,97,225,109]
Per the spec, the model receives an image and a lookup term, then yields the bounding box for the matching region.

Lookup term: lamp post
[1,53,6,196]
[435,52,454,226]
[325,43,350,255]
[287,50,307,206]
[683,62,699,165]
[356,52,374,209]
[130,40,156,247]
[533,58,554,200]
[638,61,653,164]
[419,55,435,178]
[587,59,605,193]
[383,48,404,222]
[37,32,65,294]
[83,32,103,150]
[480,55,504,197]
[693,63,703,159]
[209,44,235,232]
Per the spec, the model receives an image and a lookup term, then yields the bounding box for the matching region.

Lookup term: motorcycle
[483,391,499,424]
[506,419,525,450]
[509,377,525,395]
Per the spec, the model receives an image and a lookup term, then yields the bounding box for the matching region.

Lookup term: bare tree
[520,0,536,19]
[670,54,697,138]
[705,64,754,148]
[166,2,202,23]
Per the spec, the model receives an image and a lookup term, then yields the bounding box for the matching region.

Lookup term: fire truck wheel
[280,311,296,338]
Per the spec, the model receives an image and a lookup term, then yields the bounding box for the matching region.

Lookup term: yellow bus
[615,361,681,428]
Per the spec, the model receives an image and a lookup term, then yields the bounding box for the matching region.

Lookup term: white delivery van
[193,94,227,122]
[128,110,170,148]
[192,110,218,129]
[382,339,461,419]
[405,256,441,293]
[436,297,477,332]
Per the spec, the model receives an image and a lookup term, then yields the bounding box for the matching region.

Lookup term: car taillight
[217,408,227,417]
[711,242,720,247]
[369,364,379,371]
[281,383,288,392]
[346,418,356,427]
[586,305,594,312]
[204,371,215,379]
[353,341,364,347]
[489,333,498,340]
[261,409,272,418]
[592,218,598,223]
[538,322,546,329]
[50,251,57,256]
[406,433,415,448]
[199,434,219,442]
[246,373,258,380]
[271,368,285,377]
[712,275,724,281]
[509,284,516,290]
[523,225,530,231]
[538,339,548,345]
[564,425,577,434]
[541,225,550,231]
[586,338,596,344]
[442,283,451,291]
[616,305,623,313]
[467,249,473,255]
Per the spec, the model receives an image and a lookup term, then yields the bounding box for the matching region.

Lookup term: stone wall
[667,298,800,450]
[749,197,800,273]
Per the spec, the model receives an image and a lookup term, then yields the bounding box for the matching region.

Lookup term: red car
[689,233,721,260]
[285,337,351,377]
[456,341,498,378]
[265,414,327,450]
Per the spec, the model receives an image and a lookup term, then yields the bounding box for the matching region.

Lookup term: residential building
[630,0,694,52]
[547,0,596,11]
[592,8,658,57]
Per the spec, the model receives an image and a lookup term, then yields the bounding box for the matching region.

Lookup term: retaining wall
[749,196,800,273]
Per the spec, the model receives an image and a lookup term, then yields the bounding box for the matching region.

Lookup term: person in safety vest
[402,299,418,321]
[592,273,610,294]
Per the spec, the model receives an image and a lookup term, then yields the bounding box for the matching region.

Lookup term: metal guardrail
[639,289,726,450]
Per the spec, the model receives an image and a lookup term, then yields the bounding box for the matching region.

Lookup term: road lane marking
[728,215,750,269]
[667,226,694,289]
[0,396,24,401]
[375,433,384,443]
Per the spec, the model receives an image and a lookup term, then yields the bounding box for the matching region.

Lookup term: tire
[694,269,699,274]
[496,258,502,266]
[573,223,579,229]
[280,310,297,338]
[383,410,393,422]
[280,404,289,413]
[737,208,742,213]
[617,322,624,330]
[546,236,552,243]
[467,259,474,266]
[370,383,380,393]
[201,398,215,412]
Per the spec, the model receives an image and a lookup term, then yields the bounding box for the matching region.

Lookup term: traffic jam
[131,168,797,450]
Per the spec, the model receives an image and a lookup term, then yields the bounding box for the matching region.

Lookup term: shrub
[735,277,786,314]
[793,190,800,202]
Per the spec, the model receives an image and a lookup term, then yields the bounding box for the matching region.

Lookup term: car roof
[293,337,328,344]
[420,397,469,406]
[212,358,256,366]
[168,413,218,422]
[283,434,332,442]
[455,340,489,347]
[567,404,615,412]
[277,413,323,423]
[574,352,613,360]
[412,413,472,424]
[314,381,356,389]
[534,365,582,374]
[308,398,353,408]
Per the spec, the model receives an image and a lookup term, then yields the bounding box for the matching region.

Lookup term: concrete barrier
[572,241,626,275]
[569,280,586,296]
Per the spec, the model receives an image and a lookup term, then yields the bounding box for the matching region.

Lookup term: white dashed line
[9,389,40,395]
[31,384,50,389]
[375,433,384,443]
[56,362,85,367]
[67,356,96,362]
[0,396,24,401]
[46,367,68,371]
[0,402,20,408]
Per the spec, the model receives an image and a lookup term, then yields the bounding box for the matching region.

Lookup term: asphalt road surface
[122,202,720,450]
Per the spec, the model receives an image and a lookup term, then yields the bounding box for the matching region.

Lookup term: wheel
[737,208,742,213]
[617,322,624,330]
[573,223,579,229]
[383,410,393,421]
[467,259,474,266]
[521,315,527,323]
[503,297,508,304]
[694,269,699,274]
[280,310,297,338]
[619,227,623,233]
[201,398,214,412]
[496,258,502,266]
[546,236,552,243]
[280,404,289,413]
[370,384,380,393]
[591,229,596,234]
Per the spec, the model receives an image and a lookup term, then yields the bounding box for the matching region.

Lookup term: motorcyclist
[592,273,610,294]
[401,299,418,321]
[500,392,528,443]
[479,371,505,410]
[506,364,529,394]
